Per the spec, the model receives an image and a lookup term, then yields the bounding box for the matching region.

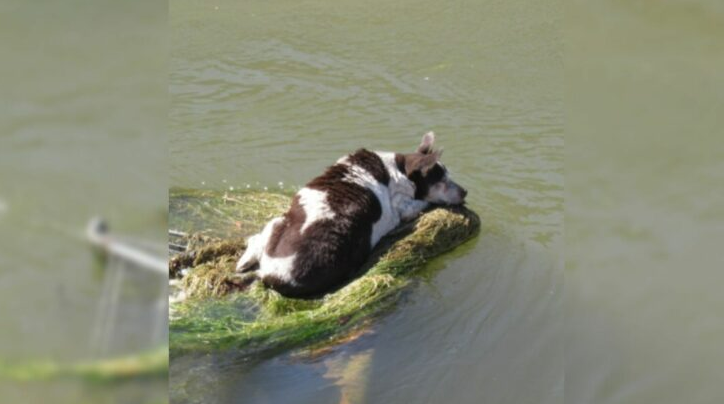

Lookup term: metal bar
[99,258,125,355]
[169,229,188,238]
[87,218,167,275]
[169,243,187,252]
[90,254,116,357]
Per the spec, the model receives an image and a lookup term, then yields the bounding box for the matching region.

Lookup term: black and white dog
[236,132,467,297]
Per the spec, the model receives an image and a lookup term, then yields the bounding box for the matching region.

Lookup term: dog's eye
[426,165,445,183]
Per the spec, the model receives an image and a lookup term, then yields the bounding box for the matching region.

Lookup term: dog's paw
[235,258,259,273]
[225,273,258,291]
[400,200,429,221]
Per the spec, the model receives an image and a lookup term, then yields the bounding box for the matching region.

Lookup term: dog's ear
[421,150,442,174]
[406,150,441,174]
[417,131,436,154]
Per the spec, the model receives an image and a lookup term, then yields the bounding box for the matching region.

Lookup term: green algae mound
[169,189,480,357]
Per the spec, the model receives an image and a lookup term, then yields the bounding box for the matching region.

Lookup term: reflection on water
[170,0,562,403]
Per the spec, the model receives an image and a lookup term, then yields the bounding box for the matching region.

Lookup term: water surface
[0,1,167,402]
[170,0,563,403]
[566,1,724,403]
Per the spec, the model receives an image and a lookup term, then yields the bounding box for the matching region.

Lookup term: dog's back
[258,149,390,297]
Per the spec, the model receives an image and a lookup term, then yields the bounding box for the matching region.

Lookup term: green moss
[170,190,480,357]
[0,347,168,383]
[169,188,292,239]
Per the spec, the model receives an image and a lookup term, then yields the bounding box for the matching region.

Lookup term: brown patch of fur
[346,149,390,185]
[266,195,305,258]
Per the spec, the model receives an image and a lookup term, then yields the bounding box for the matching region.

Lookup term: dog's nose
[461,188,468,199]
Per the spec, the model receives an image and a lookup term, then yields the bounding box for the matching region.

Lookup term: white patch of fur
[236,216,297,285]
[396,198,429,221]
[258,253,297,285]
[298,187,336,234]
[375,151,428,221]
[375,152,416,200]
[236,233,262,270]
[346,161,399,247]
[236,216,283,271]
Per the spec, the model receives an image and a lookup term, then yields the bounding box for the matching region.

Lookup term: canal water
[170,0,563,403]
[0,1,168,403]
[566,1,724,403]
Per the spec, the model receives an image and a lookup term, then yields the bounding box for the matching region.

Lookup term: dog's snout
[460,187,468,199]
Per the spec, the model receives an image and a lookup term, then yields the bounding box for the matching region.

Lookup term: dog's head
[396,132,467,205]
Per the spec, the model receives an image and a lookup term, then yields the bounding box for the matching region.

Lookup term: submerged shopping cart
[86,218,167,357]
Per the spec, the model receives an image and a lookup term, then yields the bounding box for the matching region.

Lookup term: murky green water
[3,0,716,402]
[170,0,563,403]
[567,1,724,403]
[0,0,167,402]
